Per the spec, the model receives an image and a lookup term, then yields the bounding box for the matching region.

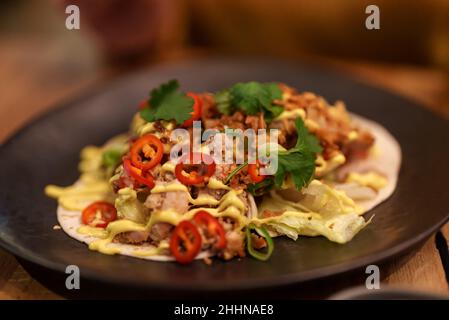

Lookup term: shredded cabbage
[255,180,369,244]
[115,187,148,224]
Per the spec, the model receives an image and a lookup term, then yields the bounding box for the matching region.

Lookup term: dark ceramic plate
[1,58,448,292]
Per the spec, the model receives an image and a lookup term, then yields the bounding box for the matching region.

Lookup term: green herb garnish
[215,81,283,122]
[245,223,274,261]
[140,79,194,125]
[273,118,322,190]
[224,161,248,185]
[247,177,275,196]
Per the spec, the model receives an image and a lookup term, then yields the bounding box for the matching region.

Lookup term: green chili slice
[245,223,274,261]
[224,161,248,185]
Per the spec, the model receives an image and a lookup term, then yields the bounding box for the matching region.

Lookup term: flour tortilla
[57,193,257,261]
[57,206,202,261]
[334,114,401,212]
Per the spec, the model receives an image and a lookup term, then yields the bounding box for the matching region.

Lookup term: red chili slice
[175,152,216,185]
[123,158,155,189]
[181,93,202,128]
[248,160,267,183]
[170,221,202,264]
[130,134,164,170]
[193,210,227,250]
[138,100,149,110]
[81,201,117,228]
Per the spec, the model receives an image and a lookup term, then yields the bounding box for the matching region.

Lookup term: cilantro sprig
[215,81,284,122]
[248,118,322,195]
[274,118,322,189]
[140,80,194,125]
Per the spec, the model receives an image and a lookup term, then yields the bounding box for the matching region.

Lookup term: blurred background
[0,0,448,139]
[1,0,449,299]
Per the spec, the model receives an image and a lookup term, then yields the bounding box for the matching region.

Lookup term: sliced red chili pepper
[175,152,216,185]
[81,201,117,228]
[170,221,202,264]
[138,99,149,110]
[123,158,155,189]
[193,210,227,250]
[248,160,267,183]
[181,93,202,128]
[130,134,164,170]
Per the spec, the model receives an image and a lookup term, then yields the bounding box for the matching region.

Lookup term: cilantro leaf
[231,82,273,115]
[215,89,233,115]
[248,178,275,196]
[274,151,316,189]
[149,79,178,107]
[214,81,283,122]
[273,118,322,191]
[265,82,282,100]
[140,79,194,125]
[294,118,323,154]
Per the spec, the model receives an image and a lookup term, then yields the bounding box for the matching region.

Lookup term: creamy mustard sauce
[304,119,320,131]
[274,109,305,121]
[138,122,156,136]
[346,172,387,191]
[207,177,232,190]
[88,220,147,255]
[160,161,176,173]
[151,183,188,194]
[77,225,108,239]
[147,189,248,228]
[315,153,346,177]
[132,241,169,257]
[150,182,219,206]
[45,135,129,211]
[274,108,321,134]
[45,182,111,211]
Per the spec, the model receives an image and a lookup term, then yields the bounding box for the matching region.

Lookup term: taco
[45,80,401,264]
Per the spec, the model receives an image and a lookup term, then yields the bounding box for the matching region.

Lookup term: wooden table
[0,39,448,299]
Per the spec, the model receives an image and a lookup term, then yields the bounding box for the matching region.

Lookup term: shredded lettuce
[254,180,369,244]
[115,187,148,224]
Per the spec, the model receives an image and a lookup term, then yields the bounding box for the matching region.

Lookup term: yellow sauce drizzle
[346,172,387,191]
[84,187,247,255]
[77,225,108,239]
[45,182,111,211]
[207,177,231,190]
[274,109,306,121]
[88,220,147,255]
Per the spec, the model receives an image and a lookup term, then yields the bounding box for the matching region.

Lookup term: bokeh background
[1,0,449,299]
[2,0,449,66]
[0,0,449,136]
[0,0,448,141]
